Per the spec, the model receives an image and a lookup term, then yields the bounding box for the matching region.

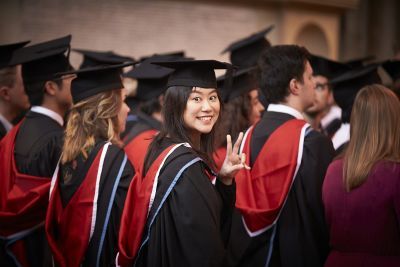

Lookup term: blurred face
[248,89,265,125]
[118,88,130,133]
[8,65,30,111]
[183,87,220,141]
[55,74,75,113]
[306,75,330,115]
[298,61,316,111]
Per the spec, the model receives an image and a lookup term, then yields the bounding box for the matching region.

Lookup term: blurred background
[1,0,399,68]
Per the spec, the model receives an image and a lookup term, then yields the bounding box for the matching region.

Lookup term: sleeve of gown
[215,178,236,245]
[299,131,335,255]
[146,162,229,267]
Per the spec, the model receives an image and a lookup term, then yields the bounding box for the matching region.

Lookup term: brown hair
[61,89,123,164]
[343,84,400,191]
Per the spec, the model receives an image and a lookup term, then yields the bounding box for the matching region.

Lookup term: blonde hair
[344,84,400,191]
[61,89,122,164]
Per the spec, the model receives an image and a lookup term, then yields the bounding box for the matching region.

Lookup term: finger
[226,134,232,156]
[241,153,251,170]
[232,132,244,155]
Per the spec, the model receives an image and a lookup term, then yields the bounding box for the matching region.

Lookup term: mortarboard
[330,63,381,123]
[124,53,187,101]
[12,35,72,84]
[221,25,274,68]
[152,60,233,89]
[382,60,400,81]
[139,51,185,62]
[60,62,135,103]
[344,56,375,69]
[74,49,134,69]
[217,66,259,102]
[0,41,30,69]
[309,54,351,80]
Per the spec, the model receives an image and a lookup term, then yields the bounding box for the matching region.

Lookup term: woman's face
[183,87,220,139]
[248,89,265,125]
[118,88,130,133]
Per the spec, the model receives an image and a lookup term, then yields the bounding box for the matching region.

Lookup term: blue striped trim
[126,115,138,122]
[134,157,202,266]
[95,154,127,267]
[264,224,277,267]
[305,126,313,137]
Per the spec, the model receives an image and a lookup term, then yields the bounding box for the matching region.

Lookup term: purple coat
[323,159,400,267]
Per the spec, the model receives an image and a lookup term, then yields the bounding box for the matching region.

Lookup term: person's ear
[0,86,11,101]
[289,78,300,96]
[44,81,58,96]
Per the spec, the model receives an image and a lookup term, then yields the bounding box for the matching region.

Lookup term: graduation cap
[11,35,72,84]
[139,51,185,62]
[221,25,274,69]
[344,55,375,69]
[217,66,258,102]
[309,54,351,80]
[74,49,134,69]
[152,60,233,89]
[123,54,188,101]
[382,60,400,81]
[60,62,135,103]
[330,63,381,123]
[0,41,30,69]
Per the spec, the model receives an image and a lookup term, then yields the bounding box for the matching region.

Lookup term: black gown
[0,120,7,140]
[54,141,134,266]
[135,139,236,267]
[3,111,64,267]
[228,111,335,267]
[14,110,63,177]
[123,111,161,145]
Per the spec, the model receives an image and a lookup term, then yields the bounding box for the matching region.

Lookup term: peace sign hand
[218,132,251,185]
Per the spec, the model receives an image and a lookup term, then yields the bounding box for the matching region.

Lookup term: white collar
[331,123,350,150]
[267,103,304,120]
[30,106,64,126]
[320,105,342,129]
[0,113,13,132]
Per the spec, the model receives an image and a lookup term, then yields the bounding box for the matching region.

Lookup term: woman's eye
[193,97,201,102]
[209,95,217,101]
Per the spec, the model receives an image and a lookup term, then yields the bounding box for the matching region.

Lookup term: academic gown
[227,111,335,267]
[46,141,134,267]
[14,110,63,177]
[0,122,7,140]
[123,111,161,145]
[1,111,63,267]
[129,139,236,267]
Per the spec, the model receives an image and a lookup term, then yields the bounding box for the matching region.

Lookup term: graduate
[123,54,183,172]
[228,45,335,267]
[214,66,264,169]
[0,35,73,267]
[304,54,350,137]
[0,41,30,140]
[45,62,135,267]
[118,60,248,267]
[330,63,382,154]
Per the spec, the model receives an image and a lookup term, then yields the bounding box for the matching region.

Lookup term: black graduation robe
[46,141,134,267]
[123,111,161,145]
[129,139,236,267]
[1,111,63,267]
[0,121,7,140]
[227,111,335,267]
[14,110,63,177]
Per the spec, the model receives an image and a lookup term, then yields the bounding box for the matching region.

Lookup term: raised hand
[218,132,250,185]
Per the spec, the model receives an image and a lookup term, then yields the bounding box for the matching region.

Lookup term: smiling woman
[118,60,249,267]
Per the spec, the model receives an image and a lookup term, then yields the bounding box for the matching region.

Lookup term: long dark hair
[215,92,251,148]
[144,86,222,172]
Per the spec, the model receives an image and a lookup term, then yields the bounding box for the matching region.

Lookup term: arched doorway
[295,23,329,57]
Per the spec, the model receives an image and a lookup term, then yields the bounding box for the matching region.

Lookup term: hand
[218,132,250,185]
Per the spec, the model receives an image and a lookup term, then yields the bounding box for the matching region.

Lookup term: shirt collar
[0,113,13,132]
[267,103,304,120]
[30,106,64,126]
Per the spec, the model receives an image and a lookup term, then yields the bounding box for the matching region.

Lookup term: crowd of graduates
[0,25,400,267]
